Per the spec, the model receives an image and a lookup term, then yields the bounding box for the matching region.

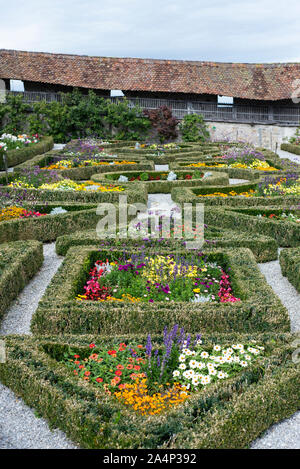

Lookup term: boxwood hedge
[204,207,300,247]
[279,247,300,292]
[55,227,278,262]
[0,240,43,320]
[281,143,300,156]
[31,246,289,336]
[0,332,298,448]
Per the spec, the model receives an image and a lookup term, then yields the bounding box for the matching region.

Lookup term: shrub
[179,114,210,142]
[144,106,179,143]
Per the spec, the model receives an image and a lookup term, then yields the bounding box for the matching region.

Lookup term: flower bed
[76,253,240,304]
[0,332,298,448]
[0,136,54,170]
[31,246,289,336]
[279,247,300,292]
[92,170,229,194]
[0,240,43,320]
[12,152,155,181]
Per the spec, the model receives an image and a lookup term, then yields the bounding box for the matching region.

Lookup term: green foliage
[104,98,151,140]
[179,114,210,142]
[0,94,30,133]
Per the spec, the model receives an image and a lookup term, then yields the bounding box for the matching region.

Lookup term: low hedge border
[0,201,144,243]
[203,207,300,247]
[55,227,278,263]
[31,246,289,336]
[0,136,54,170]
[0,240,43,320]
[91,170,229,194]
[171,184,299,208]
[0,332,298,448]
[0,183,147,204]
[281,143,300,156]
[279,247,300,292]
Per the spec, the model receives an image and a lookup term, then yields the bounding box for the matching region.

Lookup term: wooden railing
[4,91,300,125]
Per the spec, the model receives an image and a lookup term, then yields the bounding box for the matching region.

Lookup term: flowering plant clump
[256,174,300,197]
[7,167,125,192]
[187,159,278,171]
[0,205,45,222]
[199,190,255,198]
[76,253,240,304]
[63,139,112,156]
[42,159,137,170]
[108,171,204,182]
[221,146,266,165]
[0,133,40,151]
[63,325,264,416]
[257,212,300,223]
[8,166,60,189]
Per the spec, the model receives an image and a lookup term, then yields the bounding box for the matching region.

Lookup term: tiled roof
[0,49,299,101]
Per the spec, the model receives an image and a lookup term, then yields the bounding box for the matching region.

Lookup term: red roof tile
[0,49,299,101]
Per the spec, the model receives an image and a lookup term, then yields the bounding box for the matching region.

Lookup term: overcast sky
[1,0,300,63]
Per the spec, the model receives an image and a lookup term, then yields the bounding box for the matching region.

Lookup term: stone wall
[206,121,298,150]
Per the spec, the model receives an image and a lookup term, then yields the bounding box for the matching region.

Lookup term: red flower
[108,350,117,355]
[89,343,96,349]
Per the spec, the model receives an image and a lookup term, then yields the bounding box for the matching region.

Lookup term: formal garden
[0,96,299,449]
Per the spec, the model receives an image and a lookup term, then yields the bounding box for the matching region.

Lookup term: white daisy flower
[173,370,180,377]
[179,354,186,362]
[179,363,186,370]
[201,351,209,359]
[213,345,221,351]
[189,360,198,369]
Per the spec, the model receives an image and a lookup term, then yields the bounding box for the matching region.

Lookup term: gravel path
[0,384,77,449]
[0,243,78,449]
[229,178,249,185]
[0,243,63,336]
[251,411,300,449]
[257,253,300,333]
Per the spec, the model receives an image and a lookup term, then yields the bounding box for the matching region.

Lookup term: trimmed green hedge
[91,170,229,194]
[204,207,300,247]
[0,240,43,320]
[279,247,300,292]
[55,227,278,262]
[31,246,289,336]
[281,143,300,155]
[0,332,298,448]
[0,136,54,170]
[1,183,147,204]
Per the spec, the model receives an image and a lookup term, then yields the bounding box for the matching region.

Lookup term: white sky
[1,0,300,63]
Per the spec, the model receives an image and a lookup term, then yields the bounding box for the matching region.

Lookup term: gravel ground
[251,411,300,449]
[0,243,63,336]
[0,384,77,449]
[277,148,300,164]
[258,253,300,333]
[154,164,169,171]
[229,178,249,185]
